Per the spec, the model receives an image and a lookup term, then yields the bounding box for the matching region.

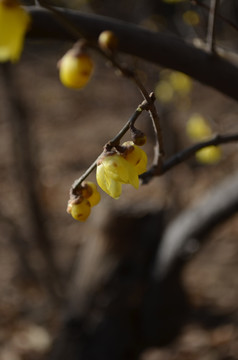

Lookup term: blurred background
[1,0,238,359]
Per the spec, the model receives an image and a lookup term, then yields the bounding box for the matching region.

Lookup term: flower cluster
[0,0,31,63]
[96,141,147,199]
[67,181,100,221]
[186,113,221,164]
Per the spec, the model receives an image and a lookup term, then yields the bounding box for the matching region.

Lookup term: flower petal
[0,1,31,62]
[96,163,122,199]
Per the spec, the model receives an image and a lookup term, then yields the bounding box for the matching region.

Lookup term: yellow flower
[186,114,212,141]
[122,141,147,175]
[67,198,91,222]
[183,10,200,26]
[155,80,174,103]
[186,114,221,164]
[58,50,93,89]
[195,146,221,164]
[169,71,192,95]
[96,153,140,199]
[0,0,31,62]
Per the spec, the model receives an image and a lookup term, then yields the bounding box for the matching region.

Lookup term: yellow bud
[58,50,93,89]
[67,198,91,222]
[82,181,101,207]
[195,146,221,164]
[130,127,147,146]
[98,30,118,52]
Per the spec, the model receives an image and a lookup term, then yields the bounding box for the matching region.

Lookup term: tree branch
[140,133,238,183]
[26,6,238,101]
[153,169,238,280]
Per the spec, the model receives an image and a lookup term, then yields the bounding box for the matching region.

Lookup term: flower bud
[98,30,118,52]
[67,198,91,222]
[58,49,93,89]
[130,126,147,146]
[82,181,101,207]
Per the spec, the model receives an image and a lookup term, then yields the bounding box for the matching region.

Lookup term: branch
[26,6,238,101]
[192,0,238,33]
[153,169,238,280]
[140,133,238,183]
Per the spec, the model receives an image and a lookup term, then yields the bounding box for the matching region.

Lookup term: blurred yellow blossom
[169,71,192,95]
[58,50,93,89]
[186,114,212,141]
[183,10,200,26]
[0,0,31,62]
[155,80,174,103]
[195,146,222,164]
[186,113,222,164]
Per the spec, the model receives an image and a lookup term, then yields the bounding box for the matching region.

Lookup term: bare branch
[192,0,238,34]
[153,169,238,280]
[26,6,238,101]
[140,133,238,183]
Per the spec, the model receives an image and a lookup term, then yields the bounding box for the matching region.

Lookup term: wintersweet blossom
[186,114,212,141]
[195,146,221,164]
[186,114,221,164]
[96,144,147,199]
[97,153,139,199]
[0,0,31,62]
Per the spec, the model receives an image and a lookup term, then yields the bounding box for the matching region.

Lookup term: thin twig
[153,168,238,279]
[140,133,238,184]
[191,0,238,34]
[163,133,238,173]
[206,0,220,53]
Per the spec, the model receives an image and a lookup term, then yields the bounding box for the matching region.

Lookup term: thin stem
[133,77,165,162]
[140,133,238,183]
[191,0,238,34]
[163,133,238,173]
[206,0,220,53]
